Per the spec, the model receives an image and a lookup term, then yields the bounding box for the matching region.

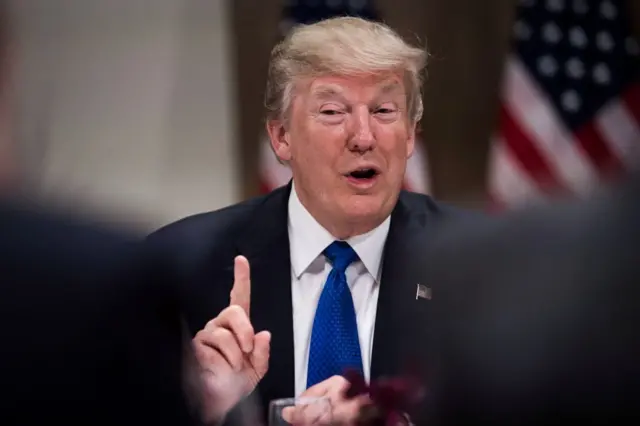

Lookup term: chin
[341,193,391,221]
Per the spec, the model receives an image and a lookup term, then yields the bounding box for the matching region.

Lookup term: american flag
[258,0,431,195]
[488,0,640,209]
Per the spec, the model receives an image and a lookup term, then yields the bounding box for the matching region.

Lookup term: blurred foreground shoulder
[147,192,272,251]
[0,196,197,425]
[399,190,489,224]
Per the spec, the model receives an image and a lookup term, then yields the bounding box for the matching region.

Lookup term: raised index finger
[229,255,251,315]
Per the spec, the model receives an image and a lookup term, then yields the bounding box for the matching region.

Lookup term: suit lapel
[235,183,295,408]
[371,192,434,381]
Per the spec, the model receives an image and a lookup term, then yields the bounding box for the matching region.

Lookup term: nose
[347,106,376,152]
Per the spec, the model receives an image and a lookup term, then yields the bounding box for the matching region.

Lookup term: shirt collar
[288,182,391,281]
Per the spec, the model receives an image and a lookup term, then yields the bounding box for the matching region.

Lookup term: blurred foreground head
[0,202,199,424]
[0,6,195,423]
[0,5,259,425]
[425,175,640,424]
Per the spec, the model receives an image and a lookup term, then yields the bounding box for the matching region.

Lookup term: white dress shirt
[288,183,391,396]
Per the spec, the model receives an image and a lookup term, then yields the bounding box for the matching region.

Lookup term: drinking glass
[268,396,332,426]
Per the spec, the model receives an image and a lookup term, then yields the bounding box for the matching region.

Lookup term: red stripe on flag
[621,82,640,124]
[574,120,622,178]
[499,105,564,193]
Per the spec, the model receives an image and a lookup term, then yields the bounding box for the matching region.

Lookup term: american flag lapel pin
[415,284,431,300]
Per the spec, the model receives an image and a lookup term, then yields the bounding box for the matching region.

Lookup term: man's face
[268,73,415,234]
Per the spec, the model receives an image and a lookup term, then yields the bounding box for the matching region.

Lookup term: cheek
[295,124,345,161]
[314,121,348,143]
[376,127,410,157]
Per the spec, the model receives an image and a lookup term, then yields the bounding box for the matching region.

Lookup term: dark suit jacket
[148,182,479,423]
[0,198,196,425]
[422,178,640,425]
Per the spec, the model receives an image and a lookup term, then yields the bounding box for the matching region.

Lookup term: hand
[282,376,370,426]
[193,255,271,423]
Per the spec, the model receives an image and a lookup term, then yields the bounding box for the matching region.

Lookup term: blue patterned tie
[306,241,364,389]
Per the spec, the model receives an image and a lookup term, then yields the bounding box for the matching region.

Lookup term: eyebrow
[310,81,405,103]
[374,82,406,103]
[310,85,346,101]
[378,81,403,95]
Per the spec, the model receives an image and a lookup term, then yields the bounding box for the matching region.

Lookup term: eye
[317,104,346,123]
[320,109,342,115]
[373,105,399,121]
[373,102,398,115]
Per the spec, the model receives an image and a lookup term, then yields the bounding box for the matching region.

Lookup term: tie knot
[323,241,358,272]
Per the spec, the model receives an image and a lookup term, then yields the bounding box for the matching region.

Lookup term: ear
[266,119,292,161]
[406,122,417,159]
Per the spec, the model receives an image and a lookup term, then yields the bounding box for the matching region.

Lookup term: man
[422,177,640,425]
[149,16,478,425]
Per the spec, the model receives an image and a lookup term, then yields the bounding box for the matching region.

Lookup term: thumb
[249,330,271,381]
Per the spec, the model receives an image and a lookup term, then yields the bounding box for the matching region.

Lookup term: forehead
[303,73,406,100]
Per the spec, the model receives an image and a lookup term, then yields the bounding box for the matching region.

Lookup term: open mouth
[345,168,380,184]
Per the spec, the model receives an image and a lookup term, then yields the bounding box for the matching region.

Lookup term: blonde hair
[264,16,428,125]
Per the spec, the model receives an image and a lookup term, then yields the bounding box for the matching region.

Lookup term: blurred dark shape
[344,368,425,426]
[424,175,640,425]
[0,195,198,425]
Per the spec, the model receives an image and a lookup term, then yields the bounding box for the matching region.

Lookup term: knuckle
[230,312,255,335]
[334,376,350,391]
[193,329,204,341]
[211,327,233,345]
[193,343,208,360]
[194,344,219,368]
[205,317,222,330]
[193,329,209,344]
[218,306,234,319]
[227,304,245,317]
[334,375,348,384]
